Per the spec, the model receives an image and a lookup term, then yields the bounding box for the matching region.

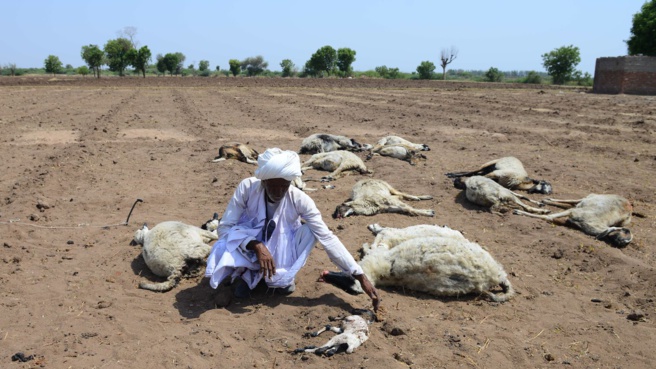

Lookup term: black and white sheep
[299,133,370,154]
[446,156,552,194]
[293,310,375,357]
[301,150,372,181]
[132,219,218,292]
[212,142,259,164]
[513,194,634,247]
[319,224,515,302]
[453,175,550,215]
[333,179,435,218]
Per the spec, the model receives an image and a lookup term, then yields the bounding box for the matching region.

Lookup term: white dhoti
[205,224,317,289]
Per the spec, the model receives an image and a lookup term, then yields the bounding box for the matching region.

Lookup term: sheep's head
[318,270,363,295]
[349,139,372,152]
[333,204,354,219]
[201,213,220,232]
[452,177,467,190]
[528,180,553,195]
[132,223,149,246]
[598,227,633,248]
[420,144,430,151]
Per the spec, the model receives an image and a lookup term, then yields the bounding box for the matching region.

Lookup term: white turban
[254,148,302,181]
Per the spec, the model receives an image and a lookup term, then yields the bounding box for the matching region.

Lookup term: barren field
[1,76,655,369]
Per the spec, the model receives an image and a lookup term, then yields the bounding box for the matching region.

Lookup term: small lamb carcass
[513,194,634,247]
[132,219,218,292]
[446,156,552,194]
[453,176,550,215]
[319,224,515,302]
[302,150,372,181]
[333,179,435,218]
[212,142,259,164]
[299,133,370,154]
[293,309,375,357]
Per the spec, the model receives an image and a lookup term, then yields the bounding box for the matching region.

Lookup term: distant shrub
[484,67,504,82]
[523,71,543,84]
[573,70,593,86]
[199,69,211,77]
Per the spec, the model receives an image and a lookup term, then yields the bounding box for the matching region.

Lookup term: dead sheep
[446,156,552,194]
[453,175,550,215]
[293,309,375,357]
[212,142,259,164]
[513,194,634,247]
[319,224,515,302]
[299,133,370,154]
[366,135,429,165]
[333,179,435,218]
[373,135,430,152]
[132,219,218,292]
[301,150,372,181]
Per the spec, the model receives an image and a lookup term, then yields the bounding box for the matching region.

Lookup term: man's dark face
[262,178,291,202]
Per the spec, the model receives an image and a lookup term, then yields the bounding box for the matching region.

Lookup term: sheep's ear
[213,212,219,220]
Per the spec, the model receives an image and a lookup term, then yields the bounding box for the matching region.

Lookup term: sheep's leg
[388,187,433,201]
[445,161,498,178]
[541,198,582,209]
[513,208,572,221]
[384,203,435,217]
[244,157,258,165]
[508,190,543,205]
[509,197,551,214]
[211,157,227,163]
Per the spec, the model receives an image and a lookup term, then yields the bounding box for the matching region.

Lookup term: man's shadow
[173,278,361,319]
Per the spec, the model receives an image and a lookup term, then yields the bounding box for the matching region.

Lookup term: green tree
[375,65,401,79]
[416,61,436,80]
[541,45,581,85]
[127,45,151,78]
[76,66,90,77]
[523,71,543,84]
[280,59,295,77]
[81,44,104,78]
[44,55,63,76]
[336,48,356,76]
[104,38,133,76]
[215,65,221,72]
[305,46,337,77]
[240,55,268,76]
[5,63,17,76]
[229,59,241,76]
[484,67,504,82]
[174,52,186,75]
[199,60,210,72]
[162,53,181,76]
[627,0,656,55]
[155,54,167,76]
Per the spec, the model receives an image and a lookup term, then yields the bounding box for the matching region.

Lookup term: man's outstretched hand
[354,274,380,312]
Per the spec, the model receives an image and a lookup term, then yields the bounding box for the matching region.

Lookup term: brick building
[593,55,656,95]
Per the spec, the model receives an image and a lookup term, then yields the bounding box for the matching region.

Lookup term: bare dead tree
[118,26,139,48]
[440,46,458,80]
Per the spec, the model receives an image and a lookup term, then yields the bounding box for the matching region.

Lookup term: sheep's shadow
[373,284,508,304]
[453,190,483,211]
[173,279,361,319]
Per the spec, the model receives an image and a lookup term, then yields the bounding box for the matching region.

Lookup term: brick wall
[593,56,656,95]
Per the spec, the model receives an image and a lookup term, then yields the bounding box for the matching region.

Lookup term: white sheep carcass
[453,175,550,215]
[299,133,370,154]
[366,135,430,165]
[301,150,372,181]
[446,156,552,194]
[333,179,435,218]
[293,309,375,357]
[513,194,634,247]
[132,219,218,292]
[212,142,259,164]
[319,223,515,302]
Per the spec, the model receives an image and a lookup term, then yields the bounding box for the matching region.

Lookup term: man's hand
[247,241,276,279]
[354,274,380,312]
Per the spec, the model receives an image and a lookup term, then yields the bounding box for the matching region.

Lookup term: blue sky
[0,1,646,74]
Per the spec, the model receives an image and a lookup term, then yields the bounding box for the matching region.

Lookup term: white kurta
[205,177,363,289]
